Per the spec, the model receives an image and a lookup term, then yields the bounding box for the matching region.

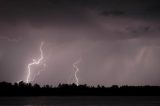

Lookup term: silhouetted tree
[0,81,160,96]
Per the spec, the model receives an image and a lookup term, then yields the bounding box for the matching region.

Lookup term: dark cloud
[146,0,160,13]
[101,10,125,16]
[126,26,151,35]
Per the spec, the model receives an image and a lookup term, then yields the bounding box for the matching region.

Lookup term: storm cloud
[0,0,160,86]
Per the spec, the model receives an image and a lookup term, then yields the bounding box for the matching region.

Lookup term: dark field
[0,96,160,106]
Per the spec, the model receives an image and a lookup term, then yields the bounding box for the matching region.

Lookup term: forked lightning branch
[26,42,44,83]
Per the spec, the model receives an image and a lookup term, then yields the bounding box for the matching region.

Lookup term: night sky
[0,0,160,86]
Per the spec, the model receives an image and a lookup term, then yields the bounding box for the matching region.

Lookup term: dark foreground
[0,96,160,106]
[1,81,160,96]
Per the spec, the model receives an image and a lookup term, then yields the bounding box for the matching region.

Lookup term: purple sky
[0,0,160,86]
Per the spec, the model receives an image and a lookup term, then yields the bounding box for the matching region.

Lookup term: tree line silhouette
[0,81,160,96]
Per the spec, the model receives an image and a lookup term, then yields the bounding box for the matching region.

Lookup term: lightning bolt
[73,58,81,86]
[26,42,44,83]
